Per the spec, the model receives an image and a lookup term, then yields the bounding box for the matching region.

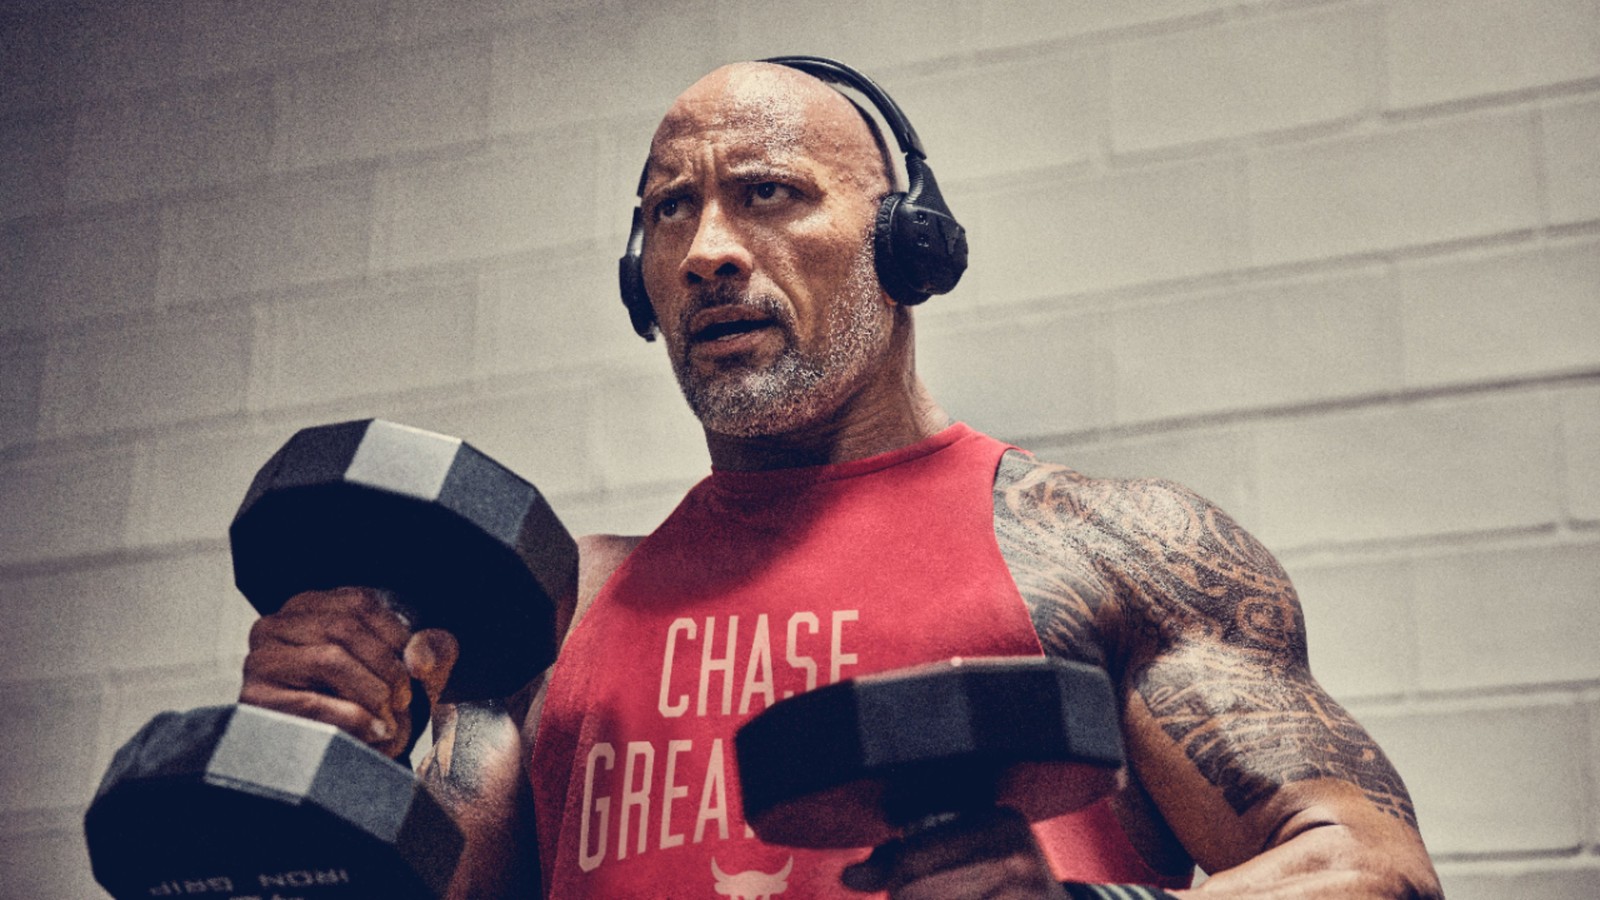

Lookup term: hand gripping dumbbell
[736,657,1179,898]
[84,419,577,900]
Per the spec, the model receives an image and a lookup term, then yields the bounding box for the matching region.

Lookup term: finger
[251,595,412,690]
[239,682,397,750]
[278,587,412,650]
[842,841,902,893]
[857,809,1061,899]
[243,643,402,734]
[337,586,414,647]
[404,629,461,704]
[895,808,1038,883]
[891,853,1064,900]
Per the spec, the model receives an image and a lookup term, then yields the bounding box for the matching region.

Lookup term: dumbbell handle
[1061,883,1179,899]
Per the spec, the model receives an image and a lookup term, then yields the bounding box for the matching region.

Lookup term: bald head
[645,61,893,201]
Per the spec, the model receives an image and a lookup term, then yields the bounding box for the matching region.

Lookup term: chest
[532,483,1054,894]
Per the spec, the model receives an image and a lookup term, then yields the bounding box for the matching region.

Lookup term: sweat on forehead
[646,62,887,185]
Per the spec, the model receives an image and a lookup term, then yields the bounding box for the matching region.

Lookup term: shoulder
[994,449,1215,575]
[577,532,644,580]
[512,533,644,742]
[997,450,1224,536]
[572,533,645,633]
[993,451,1302,664]
[997,450,1281,580]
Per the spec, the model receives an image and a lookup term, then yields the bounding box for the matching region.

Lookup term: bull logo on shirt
[711,856,793,899]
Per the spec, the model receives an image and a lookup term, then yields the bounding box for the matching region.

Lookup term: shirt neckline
[706,422,974,494]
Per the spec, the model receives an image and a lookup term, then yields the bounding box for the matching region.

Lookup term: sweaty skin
[242,62,1443,899]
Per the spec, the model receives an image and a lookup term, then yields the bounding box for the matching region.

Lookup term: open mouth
[694,318,775,342]
[687,305,782,346]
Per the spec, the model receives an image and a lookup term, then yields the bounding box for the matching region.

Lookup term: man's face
[638,64,895,438]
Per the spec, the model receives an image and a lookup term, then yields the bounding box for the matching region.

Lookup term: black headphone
[617,55,969,341]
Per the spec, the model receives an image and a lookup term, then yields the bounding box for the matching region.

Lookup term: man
[241,61,1443,898]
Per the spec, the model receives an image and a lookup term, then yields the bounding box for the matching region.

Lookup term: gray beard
[670,237,888,438]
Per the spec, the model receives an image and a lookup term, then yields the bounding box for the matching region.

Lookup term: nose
[680,201,753,287]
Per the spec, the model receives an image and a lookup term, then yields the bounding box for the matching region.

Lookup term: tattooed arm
[994,452,1441,898]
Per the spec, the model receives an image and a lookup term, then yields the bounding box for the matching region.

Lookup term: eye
[747,182,795,207]
[653,195,692,223]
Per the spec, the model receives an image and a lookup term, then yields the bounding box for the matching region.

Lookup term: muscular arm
[994,452,1441,898]
[419,694,540,899]
[415,532,643,899]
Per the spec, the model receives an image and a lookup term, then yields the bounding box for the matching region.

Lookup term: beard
[668,233,890,438]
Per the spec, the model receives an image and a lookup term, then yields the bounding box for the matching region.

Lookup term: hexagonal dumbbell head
[736,657,1126,849]
[84,705,463,899]
[230,419,576,701]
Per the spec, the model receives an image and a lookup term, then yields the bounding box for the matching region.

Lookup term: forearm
[419,700,539,899]
[1178,818,1441,900]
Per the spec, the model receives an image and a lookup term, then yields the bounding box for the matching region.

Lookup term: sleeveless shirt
[532,423,1185,897]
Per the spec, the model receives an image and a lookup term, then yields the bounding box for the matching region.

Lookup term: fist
[239,586,459,759]
[841,807,1065,900]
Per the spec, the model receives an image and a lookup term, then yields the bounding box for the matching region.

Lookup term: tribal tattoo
[992,451,1417,829]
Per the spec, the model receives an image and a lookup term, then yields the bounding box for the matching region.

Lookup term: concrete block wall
[1,1,1595,895]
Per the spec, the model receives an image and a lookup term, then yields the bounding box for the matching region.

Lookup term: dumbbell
[736,656,1175,897]
[84,419,576,900]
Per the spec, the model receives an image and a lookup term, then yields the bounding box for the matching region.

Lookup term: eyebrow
[641,159,813,203]
[723,162,808,185]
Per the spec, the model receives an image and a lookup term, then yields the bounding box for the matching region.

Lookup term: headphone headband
[757,55,927,160]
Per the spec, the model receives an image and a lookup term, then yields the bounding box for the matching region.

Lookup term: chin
[684,372,840,439]
[691,397,824,439]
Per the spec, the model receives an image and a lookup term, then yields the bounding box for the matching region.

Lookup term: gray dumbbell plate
[85,705,463,899]
[231,418,576,701]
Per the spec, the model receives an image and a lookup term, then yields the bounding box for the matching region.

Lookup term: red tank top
[532,424,1185,897]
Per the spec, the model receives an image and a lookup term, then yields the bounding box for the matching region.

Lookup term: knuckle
[241,647,292,686]
[306,642,351,675]
[246,615,282,647]
[240,651,266,681]
[285,694,345,729]
[337,586,385,612]
[279,591,326,614]
[324,616,364,646]
[237,683,271,707]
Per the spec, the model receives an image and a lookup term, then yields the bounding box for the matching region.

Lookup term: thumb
[404,628,460,704]
[841,839,902,893]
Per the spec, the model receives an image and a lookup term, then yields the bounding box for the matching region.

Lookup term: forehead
[645,64,882,185]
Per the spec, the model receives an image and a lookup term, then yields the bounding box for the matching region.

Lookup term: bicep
[405,534,639,897]
[1000,464,1432,889]
[419,698,538,898]
[1104,481,1417,869]
[1122,640,1416,871]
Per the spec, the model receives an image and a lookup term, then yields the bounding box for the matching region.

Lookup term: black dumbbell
[84,419,576,900]
[735,657,1127,890]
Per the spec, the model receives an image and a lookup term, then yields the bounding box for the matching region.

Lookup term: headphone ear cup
[873,192,927,306]
[618,206,657,340]
[874,192,968,306]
